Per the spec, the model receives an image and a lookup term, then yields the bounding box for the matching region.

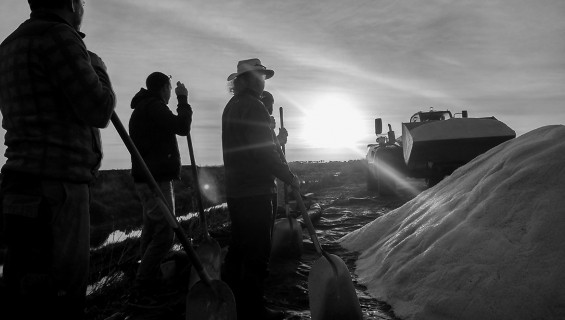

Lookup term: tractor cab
[410,110,453,123]
[373,118,396,146]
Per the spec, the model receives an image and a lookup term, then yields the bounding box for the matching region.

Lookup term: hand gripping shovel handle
[186,133,210,238]
[110,112,213,287]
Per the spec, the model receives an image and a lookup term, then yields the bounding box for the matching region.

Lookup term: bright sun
[301,94,365,149]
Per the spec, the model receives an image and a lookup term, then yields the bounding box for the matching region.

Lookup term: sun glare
[301,94,365,149]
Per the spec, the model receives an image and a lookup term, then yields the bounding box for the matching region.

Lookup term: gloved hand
[175,81,189,98]
[278,127,288,145]
[88,50,107,71]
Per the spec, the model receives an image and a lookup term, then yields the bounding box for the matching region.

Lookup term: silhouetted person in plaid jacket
[0,0,116,318]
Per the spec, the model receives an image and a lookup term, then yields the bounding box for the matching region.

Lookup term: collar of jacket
[30,10,86,39]
[131,88,167,109]
[236,88,262,99]
[142,88,167,104]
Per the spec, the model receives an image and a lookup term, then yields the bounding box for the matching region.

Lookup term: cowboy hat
[227,58,274,81]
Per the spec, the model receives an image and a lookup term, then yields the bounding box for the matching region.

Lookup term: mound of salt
[340,125,565,320]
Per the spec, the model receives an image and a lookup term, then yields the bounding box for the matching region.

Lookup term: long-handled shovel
[110,112,236,320]
[292,189,363,320]
[186,133,222,289]
[270,107,303,260]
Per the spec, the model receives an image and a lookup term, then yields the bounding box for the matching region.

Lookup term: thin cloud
[0,0,563,169]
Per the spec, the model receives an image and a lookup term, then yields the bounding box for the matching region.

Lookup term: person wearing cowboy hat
[221,58,300,320]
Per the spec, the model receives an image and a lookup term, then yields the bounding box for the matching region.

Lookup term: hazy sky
[1,0,564,169]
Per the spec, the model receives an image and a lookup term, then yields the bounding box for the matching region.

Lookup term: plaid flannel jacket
[0,12,116,183]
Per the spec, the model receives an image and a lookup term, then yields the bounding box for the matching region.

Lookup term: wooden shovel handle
[110,112,213,286]
[186,133,211,239]
[293,189,339,275]
[279,106,284,129]
[279,106,286,154]
[278,106,292,219]
[293,189,323,255]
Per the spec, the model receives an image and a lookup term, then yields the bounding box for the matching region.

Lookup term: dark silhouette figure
[0,0,116,318]
[127,72,192,307]
[221,58,300,320]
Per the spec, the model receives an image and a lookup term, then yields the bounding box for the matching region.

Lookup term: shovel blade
[189,238,222,289]
[308,254,363,320]
[186,280,237,320]
[270,217,303,260]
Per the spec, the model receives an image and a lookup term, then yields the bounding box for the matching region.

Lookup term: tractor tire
[367,173,378,191]
[426,170,445,188]
[376,166,395,195]
[374,146,404,196]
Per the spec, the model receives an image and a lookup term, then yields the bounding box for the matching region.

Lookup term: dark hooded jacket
[129,88,192,182]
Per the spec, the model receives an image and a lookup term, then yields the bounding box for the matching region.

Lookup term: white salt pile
[340,125,565,320]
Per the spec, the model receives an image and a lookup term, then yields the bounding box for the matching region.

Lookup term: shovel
[186,133,222,289]
[270,107,303,260]
[110,112,236,320]
[292,189,363,320]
